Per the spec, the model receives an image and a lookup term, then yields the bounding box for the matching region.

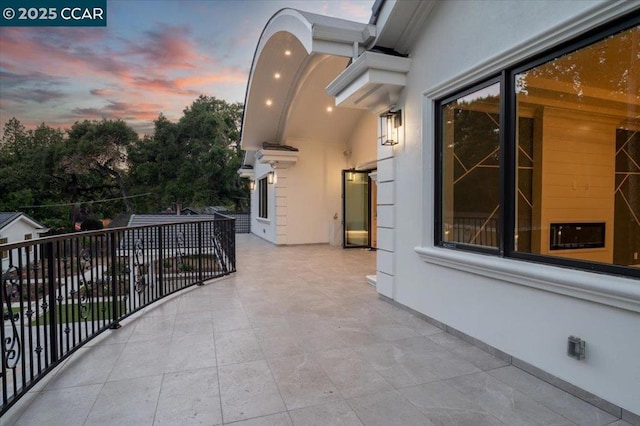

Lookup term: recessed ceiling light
[284,50,291,56]
[274,73,281,79]
[266,99,273,106]
[326,106,333,112]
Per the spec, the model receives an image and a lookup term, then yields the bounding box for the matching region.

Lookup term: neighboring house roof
[0,212,22,229]
[0,212,48,233]
[127,214,216,227]
[122,214,220,251]
[107,213,132,229]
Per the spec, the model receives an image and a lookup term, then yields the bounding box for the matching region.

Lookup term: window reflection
[515,25,640,267]
[441,82,501,248]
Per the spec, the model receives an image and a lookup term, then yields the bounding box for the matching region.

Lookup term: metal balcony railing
[0,216,236,415]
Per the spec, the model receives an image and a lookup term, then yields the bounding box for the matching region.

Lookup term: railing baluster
[46,242,58,364]
[158,227,163,297]
[110,232,120,329]
[197,222,203,284]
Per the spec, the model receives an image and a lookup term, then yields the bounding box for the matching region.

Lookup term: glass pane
[515,25,640,268]
[258,178,268,218]
[344,171,369,247]
[441,82,501,248]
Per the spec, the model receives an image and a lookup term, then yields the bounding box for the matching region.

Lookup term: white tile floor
[2,235,632,425]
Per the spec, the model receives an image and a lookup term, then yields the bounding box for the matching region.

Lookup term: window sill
[256,217,270,224]
[414,246,640,313]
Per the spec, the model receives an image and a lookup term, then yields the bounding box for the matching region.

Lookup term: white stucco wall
[346,113,377,169]
[251,138,350,246]
[284,138,345,245]
[387,0,640,414]
[251,162,278,244]
[250,111,378,246]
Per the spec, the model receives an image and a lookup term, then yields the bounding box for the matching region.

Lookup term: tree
[0,119,67,230]
[127,96,247,212]
[61,119,139,214]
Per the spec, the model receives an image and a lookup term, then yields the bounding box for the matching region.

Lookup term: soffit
[326,50,411,113]
[241,9,376,151]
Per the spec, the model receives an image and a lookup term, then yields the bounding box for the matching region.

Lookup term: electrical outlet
[634,252,638,261]
[567,336,586,360]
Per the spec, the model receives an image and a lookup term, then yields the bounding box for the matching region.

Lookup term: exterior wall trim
[378,293,640,422]
[414,246,640,313]
[422,0,638,100]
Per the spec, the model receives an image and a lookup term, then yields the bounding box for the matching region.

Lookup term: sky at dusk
[0,0,373,135]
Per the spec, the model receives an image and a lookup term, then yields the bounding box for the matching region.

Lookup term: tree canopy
[0,96,248,233]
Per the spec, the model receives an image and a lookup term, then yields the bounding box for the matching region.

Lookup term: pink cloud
[90,88,115,97]
[70,99,163,121]
[0,15,249,136]
[124,24,204,70]
[0,28,132,81]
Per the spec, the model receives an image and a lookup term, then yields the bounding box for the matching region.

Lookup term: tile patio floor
[2,234,632,425]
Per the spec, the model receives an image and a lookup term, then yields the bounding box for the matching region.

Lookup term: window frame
[24,233,33,252]
[258,177,268,219]
[434,14,640,280]
[434,75,503,256]
[0,237,7,259]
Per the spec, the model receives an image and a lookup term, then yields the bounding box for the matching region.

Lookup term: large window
[436,19,640,278]
[440,82,501,250]
[258,177,268,219]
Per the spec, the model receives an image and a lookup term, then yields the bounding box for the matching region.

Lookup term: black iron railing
[0,217,235,415]
[212,210,250,233]
[447,216,499,247]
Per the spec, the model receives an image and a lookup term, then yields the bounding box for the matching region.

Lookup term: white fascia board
[334,75,404,111]
[327,51,411,111]
[415,246,640,313]
[255,149,299,169]
[257,10,314,55]
[7,214,46,232]
[242,150,256,167]
[237,168,255,179]
[312,23,376,46]
[311,40,355,58]
[327,51,411,95]
[258,10,375,58]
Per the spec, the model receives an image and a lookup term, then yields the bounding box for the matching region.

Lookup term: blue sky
[0,0,372,134]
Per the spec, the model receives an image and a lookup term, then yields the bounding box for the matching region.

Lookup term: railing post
[109,232,121,329]
[46,241,58,363]
[197,222,203,285]
[158,226,164,296]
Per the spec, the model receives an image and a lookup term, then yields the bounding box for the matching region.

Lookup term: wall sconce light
[380,109,402,146]
[249,180,256,191]
[267,171,275,184]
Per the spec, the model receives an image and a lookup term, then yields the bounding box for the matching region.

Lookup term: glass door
[343,170,371,248]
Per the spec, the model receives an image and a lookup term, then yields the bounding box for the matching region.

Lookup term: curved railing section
[0,217,236,415]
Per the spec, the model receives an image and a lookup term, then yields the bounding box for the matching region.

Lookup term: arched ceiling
[240,9,376,152]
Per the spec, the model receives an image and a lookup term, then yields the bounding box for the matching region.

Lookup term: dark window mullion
[434,99,444,246]
[501,70,516,257]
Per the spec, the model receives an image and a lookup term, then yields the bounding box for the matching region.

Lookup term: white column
[274,169,288,245]
[376,133,397,298]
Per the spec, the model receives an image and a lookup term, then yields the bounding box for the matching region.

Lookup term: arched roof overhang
[240,9,376,156]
